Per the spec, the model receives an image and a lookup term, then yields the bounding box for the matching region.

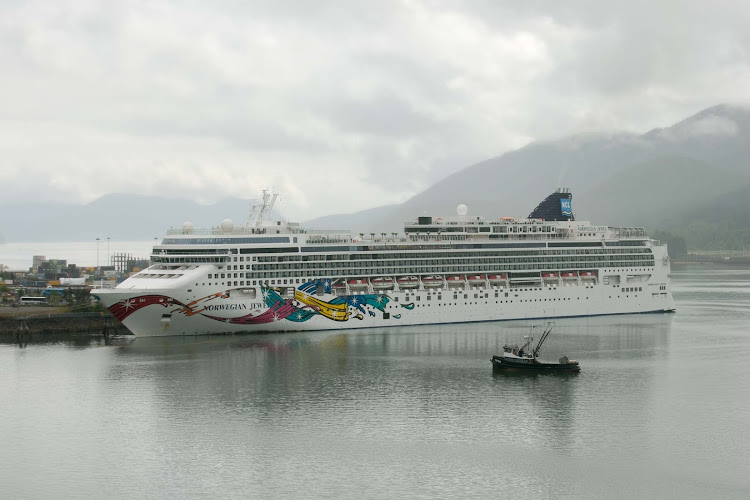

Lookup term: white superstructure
[93,189,675,337]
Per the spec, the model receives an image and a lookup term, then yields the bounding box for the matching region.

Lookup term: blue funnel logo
[560,198,572,217]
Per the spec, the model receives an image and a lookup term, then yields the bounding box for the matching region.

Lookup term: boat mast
[533,322,555,358]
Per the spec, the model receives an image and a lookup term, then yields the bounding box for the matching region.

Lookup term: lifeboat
[561,272,578,279]
[371,277,395,290]
[488,274,507,285]
[397,276,420,289]
[446,275,465,288]
[332,281,347,289]
[348,278,369,289]
[467,274,487,286]
[422,275,444,288]
[579,271,597,279]
[542,273,559,280]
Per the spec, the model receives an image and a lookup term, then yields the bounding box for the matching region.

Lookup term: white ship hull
[96,266,674,338]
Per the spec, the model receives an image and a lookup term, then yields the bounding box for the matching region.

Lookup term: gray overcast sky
[2,0,749,220]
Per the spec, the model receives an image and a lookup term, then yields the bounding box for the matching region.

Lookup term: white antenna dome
[182,222,194,234]
[456,204,468,216]
[220,219,234,232]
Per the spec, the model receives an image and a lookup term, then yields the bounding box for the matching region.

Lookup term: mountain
[3,104,748,248]
[575,156,748,227]
[305,203,401,232]
[0,195,253,242]
[303,104,750,236]
[664,183,750,251]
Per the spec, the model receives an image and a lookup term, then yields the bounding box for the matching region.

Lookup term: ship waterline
[93,189,675,337]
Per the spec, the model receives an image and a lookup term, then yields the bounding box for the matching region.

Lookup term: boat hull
[491,355,580,372]
[94,275,675,337]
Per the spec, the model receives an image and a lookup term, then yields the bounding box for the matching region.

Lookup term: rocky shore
[0,307,126,336]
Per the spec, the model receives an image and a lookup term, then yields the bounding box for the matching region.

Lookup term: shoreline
[0,308,125,337]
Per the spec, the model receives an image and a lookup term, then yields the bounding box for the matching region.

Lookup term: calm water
[2,264,749,499]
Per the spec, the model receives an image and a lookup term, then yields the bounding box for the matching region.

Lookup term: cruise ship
[92,189,675,337]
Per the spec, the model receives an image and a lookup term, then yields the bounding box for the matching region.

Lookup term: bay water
[1,263,749,499]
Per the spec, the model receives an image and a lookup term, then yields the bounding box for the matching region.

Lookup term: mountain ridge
[2,104,749,248]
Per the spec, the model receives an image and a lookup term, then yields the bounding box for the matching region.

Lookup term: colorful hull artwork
[108,279,415,326]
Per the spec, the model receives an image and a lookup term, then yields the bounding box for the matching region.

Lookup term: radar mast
[245,189,279,227]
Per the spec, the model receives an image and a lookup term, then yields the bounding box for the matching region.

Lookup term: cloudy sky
[2,0,750,220]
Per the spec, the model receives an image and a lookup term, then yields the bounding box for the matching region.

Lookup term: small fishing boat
[491,322,580,373]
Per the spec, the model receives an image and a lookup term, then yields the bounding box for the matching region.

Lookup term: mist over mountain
[2,104,748,249]
[575,156,748,226]
[305,104,750,241]
[667,184,750,250]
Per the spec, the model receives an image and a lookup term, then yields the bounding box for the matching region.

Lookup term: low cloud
[2,0,750,221]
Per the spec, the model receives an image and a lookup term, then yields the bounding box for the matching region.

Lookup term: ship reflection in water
[109,315,672,454]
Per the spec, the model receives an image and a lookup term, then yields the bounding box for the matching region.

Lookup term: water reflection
[98,314,674,456]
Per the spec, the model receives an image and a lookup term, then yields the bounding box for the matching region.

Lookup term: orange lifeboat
[422,275,444,288]
[348,278,369,288]
[488,274,506,285]
[446,275,465,288]
[371,277,395,290]
[397,276,419,289]
[467,274,487,286]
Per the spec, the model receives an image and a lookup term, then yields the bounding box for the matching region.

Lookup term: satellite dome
[182,222,194,234]
[220,219,234,232]
[456,204,468,216]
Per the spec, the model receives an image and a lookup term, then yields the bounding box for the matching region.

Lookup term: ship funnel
[528,189,574,221]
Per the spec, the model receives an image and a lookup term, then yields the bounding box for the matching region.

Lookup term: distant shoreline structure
[674,252,750,265]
